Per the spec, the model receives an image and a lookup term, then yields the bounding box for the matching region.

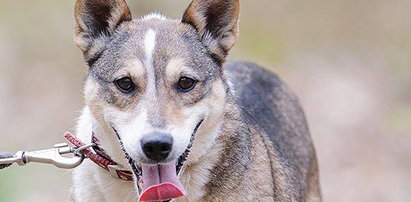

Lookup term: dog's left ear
[74,0,132,65]
[182,0,240,64]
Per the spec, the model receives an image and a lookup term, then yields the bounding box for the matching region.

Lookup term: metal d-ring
[73,143,96,157]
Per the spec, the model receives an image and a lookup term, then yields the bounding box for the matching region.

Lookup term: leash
[0,132,133,183]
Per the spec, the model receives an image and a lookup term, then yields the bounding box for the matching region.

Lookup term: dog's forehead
[127,18,192,55]
[91,17,218,79]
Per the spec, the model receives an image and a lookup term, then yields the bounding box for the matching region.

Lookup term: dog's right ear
[74,0,132,65]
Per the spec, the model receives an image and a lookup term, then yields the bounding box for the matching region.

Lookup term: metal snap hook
[0,143,86,169]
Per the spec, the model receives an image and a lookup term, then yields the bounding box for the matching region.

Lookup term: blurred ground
[0,0,410,201]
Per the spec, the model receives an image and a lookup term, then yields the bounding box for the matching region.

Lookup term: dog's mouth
[113,119,203,202]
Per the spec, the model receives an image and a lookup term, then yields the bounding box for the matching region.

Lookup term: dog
[70,0,321,201]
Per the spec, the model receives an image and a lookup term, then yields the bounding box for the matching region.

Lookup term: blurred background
[0,0,410,201]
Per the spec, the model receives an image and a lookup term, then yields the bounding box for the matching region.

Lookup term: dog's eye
[115,77,135,93]
[177,77,196,92]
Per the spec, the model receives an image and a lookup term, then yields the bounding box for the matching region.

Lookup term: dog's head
[74,0,239,170]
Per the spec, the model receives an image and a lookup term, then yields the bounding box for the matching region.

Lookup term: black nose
[141,132,173,161]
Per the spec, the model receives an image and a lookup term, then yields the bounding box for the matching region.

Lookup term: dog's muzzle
[112,119,204,202]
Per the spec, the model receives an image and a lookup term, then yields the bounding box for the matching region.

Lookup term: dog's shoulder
[225,61,318,193]
[225,61,304,132]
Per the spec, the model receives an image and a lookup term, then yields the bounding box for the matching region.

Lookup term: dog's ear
[74,0,132,65]
[182,0,240,64]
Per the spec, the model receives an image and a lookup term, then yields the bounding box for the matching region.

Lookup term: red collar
[63,132,134,181]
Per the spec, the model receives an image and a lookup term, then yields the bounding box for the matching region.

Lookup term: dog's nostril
[160,144,171,153]
[141,133,173,161]
[143,145,154,153]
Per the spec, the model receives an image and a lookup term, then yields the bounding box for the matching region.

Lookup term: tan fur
[116,59,146,90]
[165,58,188,82]
[184,80,226,164]
[306,155,322,202]
[83,78,100,113]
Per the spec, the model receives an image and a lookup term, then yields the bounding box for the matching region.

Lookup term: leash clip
[0,143,84,169]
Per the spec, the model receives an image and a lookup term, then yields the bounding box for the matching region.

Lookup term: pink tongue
[138,160,186,202]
